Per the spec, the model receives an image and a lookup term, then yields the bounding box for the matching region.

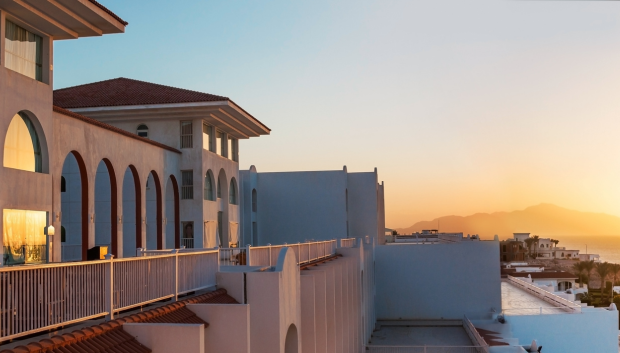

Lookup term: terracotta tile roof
[88,0,128,26]
[475,328,509,347]
[53,105,181,154]
[511,271,577,280]
[0,289,237,353]
[53,78,271,132]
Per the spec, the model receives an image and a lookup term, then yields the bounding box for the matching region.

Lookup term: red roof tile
[53,78,271,132]
[88,0,128,26]
[54,78,228,109]
[0,289,237,353]
[53,105,181,154]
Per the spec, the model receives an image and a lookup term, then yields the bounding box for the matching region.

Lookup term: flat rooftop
[501,281,565,315]
[369,321,474,347]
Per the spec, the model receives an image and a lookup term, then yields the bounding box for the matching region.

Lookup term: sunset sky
[54,0,620,228]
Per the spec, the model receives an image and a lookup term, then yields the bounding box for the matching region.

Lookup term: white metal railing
[220,248,247,266]
[248,239,337,267]
[438,234,462,243]
[507,275,581,313]
[341,238,356,248]
[463,316,489,353]
[367,346,485,353]
[501,307,576,315]
[181,237,194,249]
[0,249,219,342]
[60,244,82,262]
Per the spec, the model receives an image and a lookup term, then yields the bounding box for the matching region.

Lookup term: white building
[0,2,617,353]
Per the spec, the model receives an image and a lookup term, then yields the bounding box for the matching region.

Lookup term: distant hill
[394,204,620,240]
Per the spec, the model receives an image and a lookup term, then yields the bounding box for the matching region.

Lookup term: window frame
[137,124,149,138]
[4,19,44,82]
[203,123,214,152]
[229,178,237,205]
[181,170,193,200]
[180,121,193,149]
[204,171,214,201]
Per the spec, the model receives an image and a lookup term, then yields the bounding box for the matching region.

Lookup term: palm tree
[610,263,620,297]
[551,239,559,248]
[531,235,540,257]
[595,262,612,297]
[523,238,535,259]
[581,260,595,289]
[573,261,586,288]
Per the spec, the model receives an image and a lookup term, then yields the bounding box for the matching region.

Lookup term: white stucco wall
[375,241,502,320]
[506,308,618,353]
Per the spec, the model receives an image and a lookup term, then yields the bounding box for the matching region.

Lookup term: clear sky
[54,0,620,228]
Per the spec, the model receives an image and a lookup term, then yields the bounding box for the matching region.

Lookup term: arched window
[229,178,237,205]
[252,189,257,212]
[217,177,222,199]
[61,226,66,242]
[204,171,214,201]
[137,124,149,138]
[61,176,66,192]
[4,112,42,172]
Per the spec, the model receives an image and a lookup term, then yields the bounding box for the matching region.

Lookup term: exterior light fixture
[47,225,55,236]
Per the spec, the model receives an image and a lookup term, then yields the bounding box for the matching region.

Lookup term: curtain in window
[4,113,41,172]
[228,222,239,247]
[5,21,42,81]
[3,209,46,264]
[204,221,217,248]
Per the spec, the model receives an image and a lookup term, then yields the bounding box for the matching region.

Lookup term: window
[229,179,237,204]
[61,176,66,192]
[4,112,42,172]
[137,124,148,138]
[181,170,193,199]
[228,137,238,161]
[61,226,66,242]
[204,171,214,201]
[217,177,222,199]
[5,21,43,81]
[252,221,258,245]
[182,221,194,248]
[217,212,223,247]
[203,123,213,151]
[502,245,506,253]
[180,121,193,148]
[216,130,224,156]
[252,189,257,212]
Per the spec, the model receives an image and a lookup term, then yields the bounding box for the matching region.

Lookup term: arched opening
[94,159,118,256]
[60,151,88,261]
[217,169,228,247]
[145,171,162,250]
[204,170,215,201]
[252,189,257,212]
[122,166,141,257]
[229,178,238,205]
[284,324,298,353]
[4,111,46,173]
[136,124,148,138]
[165,175,180,249]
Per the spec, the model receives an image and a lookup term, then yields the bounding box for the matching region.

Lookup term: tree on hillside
[595,262,612,295]
[581,260,595,289]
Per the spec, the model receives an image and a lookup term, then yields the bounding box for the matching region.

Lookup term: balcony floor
[369,322,473,346]
[501,281,565,315]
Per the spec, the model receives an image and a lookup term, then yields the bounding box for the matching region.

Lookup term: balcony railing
[0,249,218,342]
[247,239,337,267]
[367,346,486,353]
[506,275,581,313]
[341,238,356,248]
[2,245,47,266]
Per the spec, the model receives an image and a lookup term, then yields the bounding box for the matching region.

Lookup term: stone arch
[229,177,238,205]
[145,170,163,250]
[165,175,180,249]
[284,324,298,353]
[94,158,118,256]
[122,165,142,256]
[60,151,88,261]
[204,169,215,201]
[3,110,49,173]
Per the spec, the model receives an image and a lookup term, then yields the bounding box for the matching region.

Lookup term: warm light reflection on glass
[4,113,36,172]
[3,209,46,263]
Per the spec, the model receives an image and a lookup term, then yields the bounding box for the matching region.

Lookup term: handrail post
[246,244,251,266]
[104,253,114,320]
[172,249,179,302]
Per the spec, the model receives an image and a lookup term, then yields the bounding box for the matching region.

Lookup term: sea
[530,235,620,264]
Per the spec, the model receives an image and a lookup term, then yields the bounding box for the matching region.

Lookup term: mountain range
[394,203,620,239]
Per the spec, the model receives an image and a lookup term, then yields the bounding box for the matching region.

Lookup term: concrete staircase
[471,319,529,353]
